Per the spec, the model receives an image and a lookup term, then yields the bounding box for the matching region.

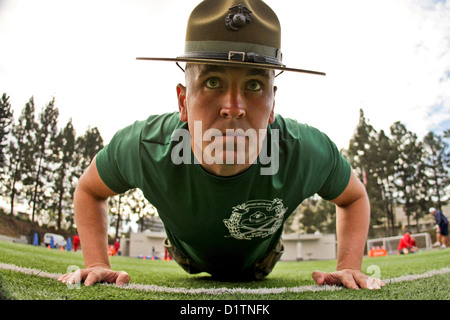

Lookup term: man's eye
[246,80,262,91]
[205,78,221,88]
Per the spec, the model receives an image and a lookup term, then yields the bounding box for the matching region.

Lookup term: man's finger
[58,269,83,284]
[352,272,374,289]
[337,271,359,290]
[84,269,103,286]
[311,270,326,285]
[312,270,348,287]
[364,276,381,290]
[365,276,386,289]
[57,273,69,282]
[115,271,130,286]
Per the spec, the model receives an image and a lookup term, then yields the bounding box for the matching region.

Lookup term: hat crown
[186,0,281,49]
[180,0,283,65]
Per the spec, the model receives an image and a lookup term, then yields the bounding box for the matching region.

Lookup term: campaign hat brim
[136,57,326,76]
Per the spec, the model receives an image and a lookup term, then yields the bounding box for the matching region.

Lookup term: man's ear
[268,85,277,124]
[177,84,187,122]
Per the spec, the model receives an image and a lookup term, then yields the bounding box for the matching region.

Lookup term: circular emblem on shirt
[223,199,287,240]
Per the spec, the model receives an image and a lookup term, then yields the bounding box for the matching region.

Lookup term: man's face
[177,64,276,176]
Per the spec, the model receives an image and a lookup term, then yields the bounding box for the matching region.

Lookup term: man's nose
[220,88,246,120]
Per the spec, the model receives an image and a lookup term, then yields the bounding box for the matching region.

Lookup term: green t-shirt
[96,112,351,275]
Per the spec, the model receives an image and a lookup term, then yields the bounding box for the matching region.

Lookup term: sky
[0,0,449,150]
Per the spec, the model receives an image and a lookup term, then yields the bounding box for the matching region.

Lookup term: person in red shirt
[114,239,120,256]
[73,234,80,252]
[398,230,418,254]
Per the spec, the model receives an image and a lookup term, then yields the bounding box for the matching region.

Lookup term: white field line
[1,263,449,295]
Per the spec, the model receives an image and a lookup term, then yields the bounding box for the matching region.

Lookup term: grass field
[1,240,449,304]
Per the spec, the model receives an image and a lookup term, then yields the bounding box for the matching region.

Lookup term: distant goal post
[366,232,432,255]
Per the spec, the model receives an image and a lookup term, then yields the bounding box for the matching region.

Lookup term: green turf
[0,240,449,300]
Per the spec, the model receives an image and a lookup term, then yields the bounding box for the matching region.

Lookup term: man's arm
[312,170,385,290]
[58,156,130,286]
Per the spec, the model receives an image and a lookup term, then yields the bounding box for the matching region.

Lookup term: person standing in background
[430,208,448,249]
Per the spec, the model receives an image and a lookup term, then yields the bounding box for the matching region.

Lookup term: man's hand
[58,266,130,287]
[312,269,385,290]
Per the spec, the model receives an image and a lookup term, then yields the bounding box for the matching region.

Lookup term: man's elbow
[331,172,368,209]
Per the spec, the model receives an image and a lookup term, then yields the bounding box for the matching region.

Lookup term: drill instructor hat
[136,0,326,76]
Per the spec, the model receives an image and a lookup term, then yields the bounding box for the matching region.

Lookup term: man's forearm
[335,195,370,271]
[74,186,111,269]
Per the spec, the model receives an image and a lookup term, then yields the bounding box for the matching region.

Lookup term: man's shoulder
[115,112,184,144]
[271,114,328,142]
[141,112,184,135]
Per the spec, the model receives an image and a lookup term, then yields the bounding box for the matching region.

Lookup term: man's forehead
[186,63,274,78]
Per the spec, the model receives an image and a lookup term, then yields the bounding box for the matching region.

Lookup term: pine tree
[7,97,38,216]
[299,201,317,234]
[0,93,13,173]
[373,129,398,236]
[73,126,104,179]
[316,198,337,233]
[131,189,158,232]
[390,121,426,231]
[53,118,76,230]
[346,109,385,235]
[30,98,59,222]
[422,131,450,211]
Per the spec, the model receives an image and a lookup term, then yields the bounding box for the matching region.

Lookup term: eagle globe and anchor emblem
[223,199,287,240]
[225,4,253,31]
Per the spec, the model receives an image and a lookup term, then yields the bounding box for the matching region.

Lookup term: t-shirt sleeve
[95,121,144,194]
[317,138,352,200]
[301,126,352,201]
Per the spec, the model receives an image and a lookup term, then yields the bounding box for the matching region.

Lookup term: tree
[131,190,158,233]
[73,126,104,179]
[108,189,158,238]
[7,97,38,216]
[0,93,13,174]
[30,98,59,222]
[390,121,426,231]
[373,129,398,236]
[316,198,337,233]
[283,205,300,234]
[109,193,124,240]
[444,129,450,139]
[422,131,450,211]
[346,109,385,235]
[296,198,330,234]
[52,118,76,230]
[299,206,316,234]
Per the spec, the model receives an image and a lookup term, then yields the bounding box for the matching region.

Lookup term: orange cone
[61,246,64,252]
